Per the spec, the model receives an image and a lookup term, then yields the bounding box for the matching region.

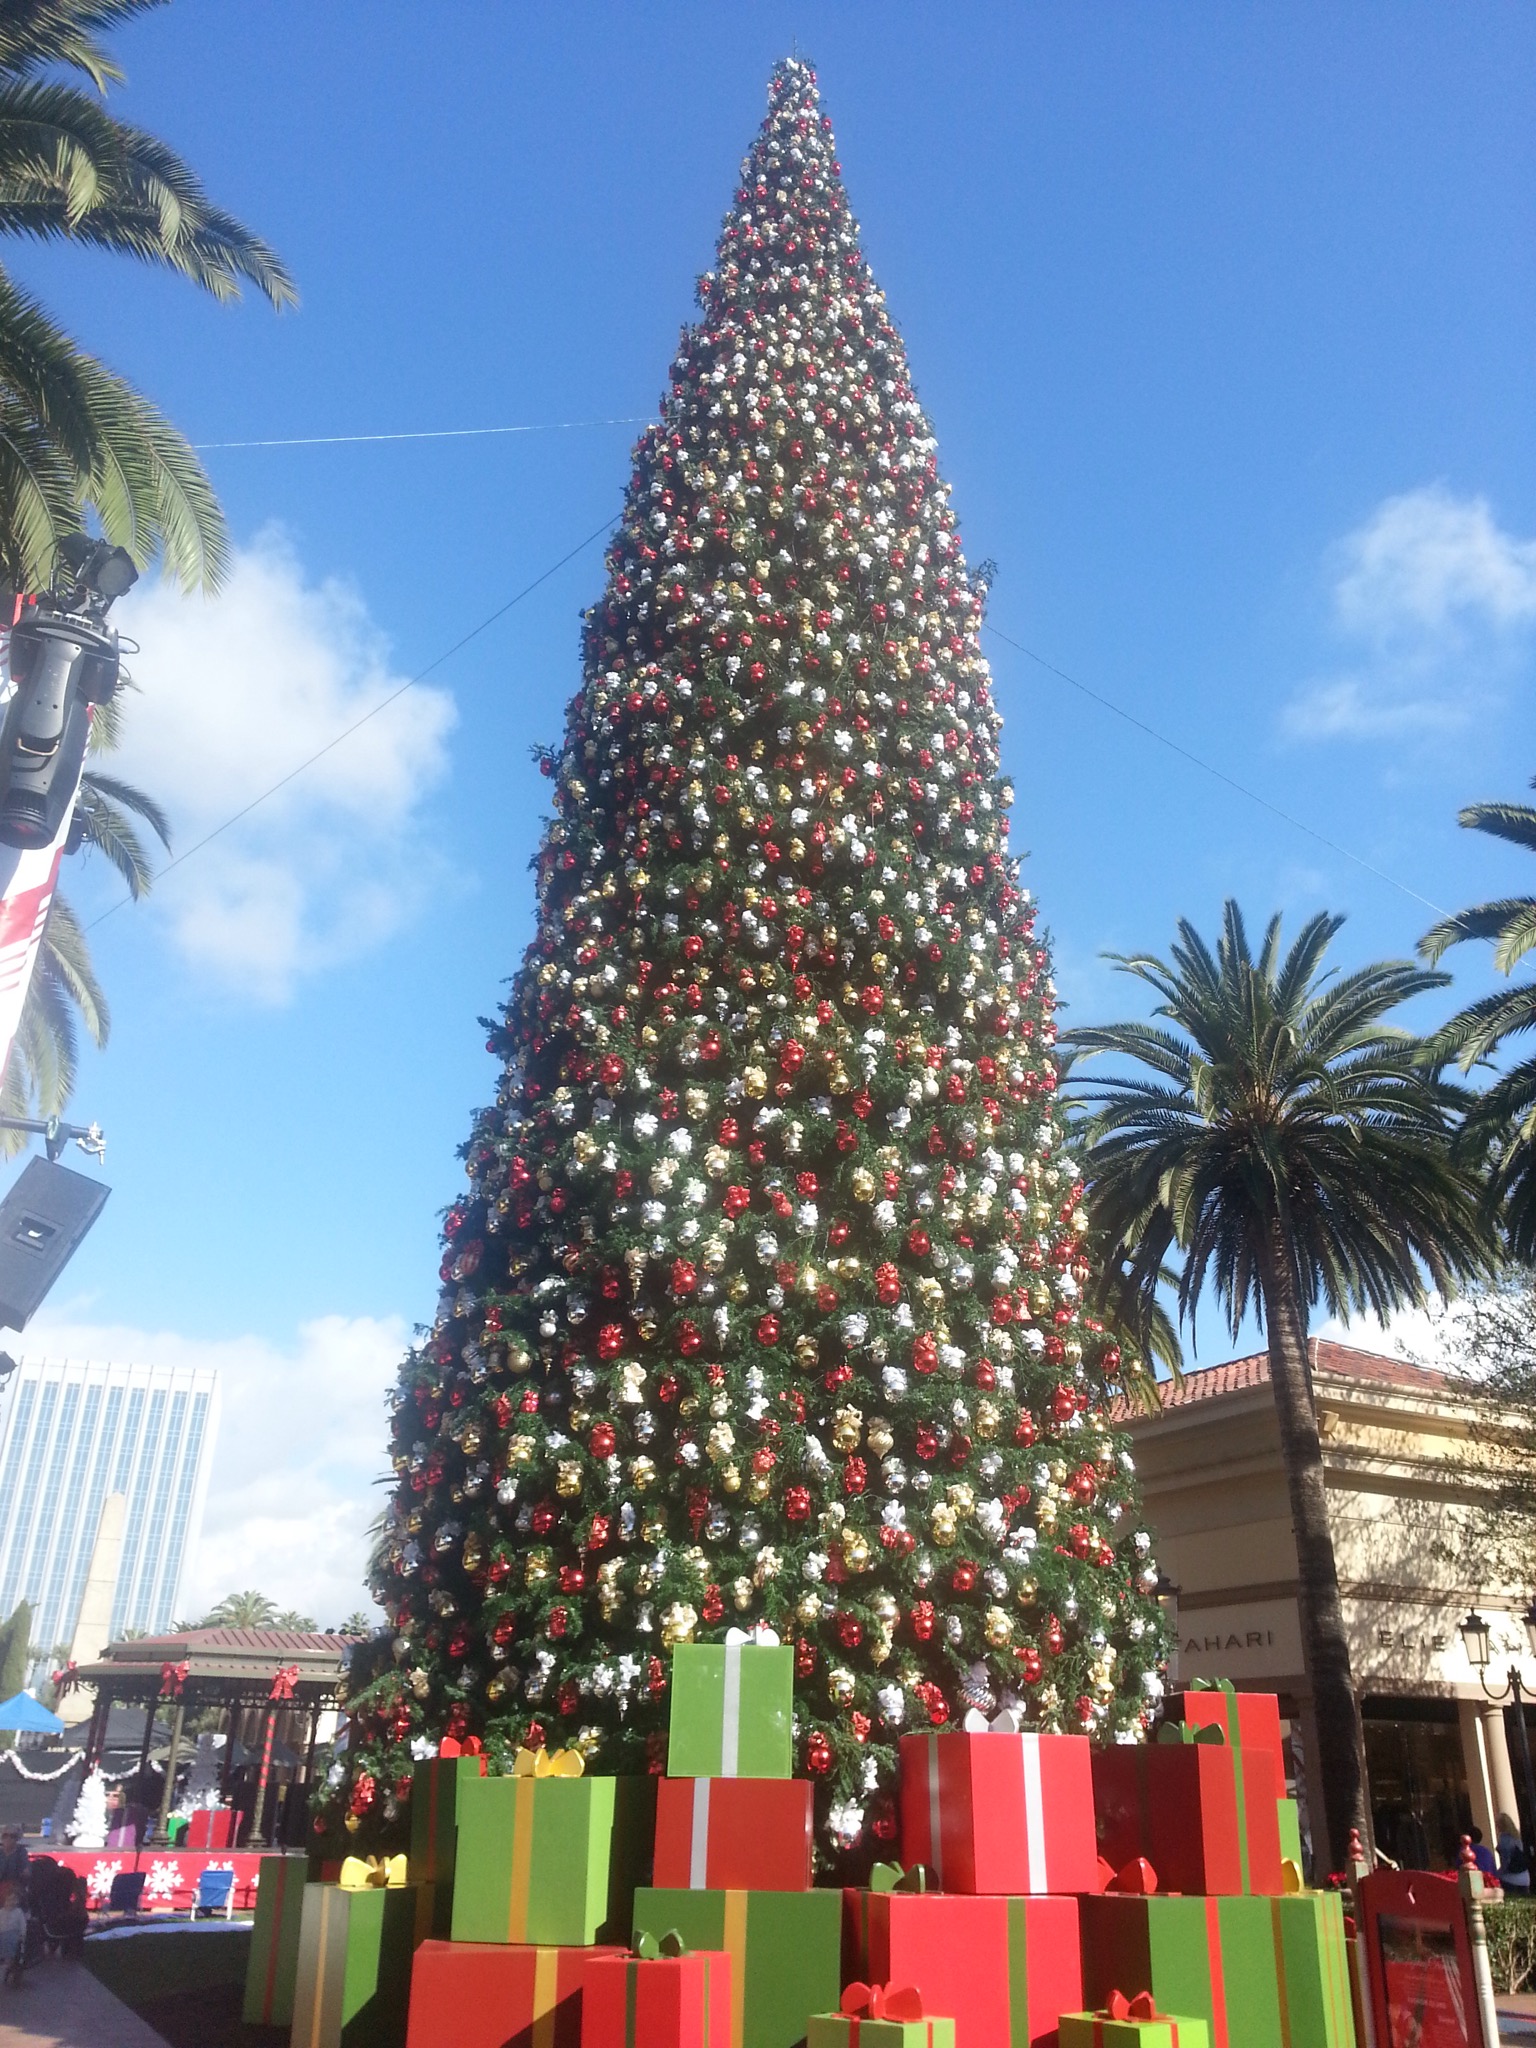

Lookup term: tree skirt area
[82,1922,282,2048]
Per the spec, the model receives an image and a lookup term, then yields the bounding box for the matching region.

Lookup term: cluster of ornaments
[334,57,1165,1858]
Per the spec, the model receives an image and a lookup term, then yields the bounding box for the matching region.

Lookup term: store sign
[1347,1597,1536,1694]
[1179,1597,1303,1678]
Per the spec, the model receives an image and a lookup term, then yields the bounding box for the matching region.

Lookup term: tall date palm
[0,0,294,591]
[0,1,292,1122]
[1064,902,1489,1875]
[1420,781,1536,1260]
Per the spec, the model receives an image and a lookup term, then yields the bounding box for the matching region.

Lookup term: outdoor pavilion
[67,1626,355,1847]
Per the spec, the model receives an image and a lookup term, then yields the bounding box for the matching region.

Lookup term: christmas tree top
[327,57,1165,1866]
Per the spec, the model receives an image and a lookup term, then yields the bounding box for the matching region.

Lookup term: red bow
[268,1664,300,1702]
[1106,1993,1161,2022]
[1110,1857,1159,1896]
[50,1661,79,1696]
[438,1734,484,1758]
[160,1661,189,1698]
[841,1985,925,2022]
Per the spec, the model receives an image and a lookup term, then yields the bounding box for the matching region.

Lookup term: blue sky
[12,4,1535,1619]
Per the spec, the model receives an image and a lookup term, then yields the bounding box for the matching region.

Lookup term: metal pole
[152,1699,185,1846]
[1458,1836,1503,2048]
[1511,1669,1536,1853]
[248,1704,276,1850]
[217,1697,239,1806]
[82,1692,105,1772]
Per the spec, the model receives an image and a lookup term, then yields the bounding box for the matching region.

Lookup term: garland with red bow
[159,1661,189,1699]
[269,1664,301,1702]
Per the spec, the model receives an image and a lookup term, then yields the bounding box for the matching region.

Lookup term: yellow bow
[511,1745,585,1779]
[1281,1858,1305,1895]
[338,1853,409,1891]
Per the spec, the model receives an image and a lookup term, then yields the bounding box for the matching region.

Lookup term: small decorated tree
[317,56,1166,1869]
[66,1764,107,1847]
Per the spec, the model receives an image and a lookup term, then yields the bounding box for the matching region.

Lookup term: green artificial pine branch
[317,56,1168,1875]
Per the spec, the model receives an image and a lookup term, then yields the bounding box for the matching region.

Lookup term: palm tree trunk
[1259,1223,1369,1878]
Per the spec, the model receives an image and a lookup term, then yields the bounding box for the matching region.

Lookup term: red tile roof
[113,1627,357,1655]
[1127,1339,1450,1417]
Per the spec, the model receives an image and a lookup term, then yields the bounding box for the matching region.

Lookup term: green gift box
[1080,1896,1234,2048]
[450,1771,655,1946]
[668,1640,793,1777]
[242,1853,308,2026]
[409,1754,484,1938]
[1272,1892,1355,2048]
[1277,1797,1303,1871]
[1060,2006,1210,2048]
[290,1880,428,2048]
[633,1885,843,2048]
[1081,1894,1353,2048]
[809,2006,956,2048]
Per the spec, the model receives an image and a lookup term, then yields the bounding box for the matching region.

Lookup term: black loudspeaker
[0,1158,109,1330]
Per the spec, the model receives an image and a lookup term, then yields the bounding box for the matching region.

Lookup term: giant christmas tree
[320,57,1166,1868]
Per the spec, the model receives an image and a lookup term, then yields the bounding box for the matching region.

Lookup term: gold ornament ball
[984,1605,1014,1647]
[629,1456,657,1491]
[843,1532,872,1572]
[556,1460,583,1497]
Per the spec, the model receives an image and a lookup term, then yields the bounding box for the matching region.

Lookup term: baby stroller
[29,1858,86,1960]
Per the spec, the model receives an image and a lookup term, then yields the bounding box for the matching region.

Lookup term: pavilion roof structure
[74,1626,357,1702]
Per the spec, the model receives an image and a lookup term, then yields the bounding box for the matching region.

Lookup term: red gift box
[407,1940,626,2048]
[899,1730,1099,1895]
[583,1948,733,2048]
[186,1807,233,1850]
[1168,1689,1284,1780]
[1091,1743,1282,1897]
[843,1887,1081,2048]
[655,1780,813,1892]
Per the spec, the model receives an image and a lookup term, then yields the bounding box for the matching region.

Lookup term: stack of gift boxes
[255,1653,1358,2048]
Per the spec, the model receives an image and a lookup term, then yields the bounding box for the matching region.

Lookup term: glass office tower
[0,1358,219,1670]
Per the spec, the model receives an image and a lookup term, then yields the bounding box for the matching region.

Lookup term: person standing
[1497,1812,1531,1891]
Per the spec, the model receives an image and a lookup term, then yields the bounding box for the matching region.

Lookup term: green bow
[633,1929,689,1961]
[870,1861,929,1894]
[1157,1720,1225,1745]
[1188,1677,1236,1694]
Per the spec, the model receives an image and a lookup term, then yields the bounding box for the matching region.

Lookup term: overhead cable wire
[983,621,1447,918]
[83,514,616,934]
[193,416,649,451]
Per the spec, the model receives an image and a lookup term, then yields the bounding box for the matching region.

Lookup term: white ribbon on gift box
[719,1625,779,1775]
[923,1721,1051,1890]
[689,1779,711,1887]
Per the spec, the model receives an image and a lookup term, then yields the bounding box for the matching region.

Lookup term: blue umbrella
[0,1691,64,1733]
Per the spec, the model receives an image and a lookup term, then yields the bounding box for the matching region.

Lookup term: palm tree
[0,741,169,1146]
[1063,902,1490,1875]
[0,0,294,592]
[1420,782,1536,1261]
[200,1590,279,1630]
[0,2,292,1124]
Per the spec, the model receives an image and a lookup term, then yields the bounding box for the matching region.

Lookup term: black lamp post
[1155,1571,1182,1686]
[1459,1601,1536,1849]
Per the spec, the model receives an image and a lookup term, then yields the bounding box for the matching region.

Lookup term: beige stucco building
[1124,1338,1535,1877]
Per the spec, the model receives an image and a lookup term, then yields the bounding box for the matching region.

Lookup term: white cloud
[1334,488,1536,638]
[25,1305,404,1628]
[1284,487,1536,742]
[108,528,456,1002]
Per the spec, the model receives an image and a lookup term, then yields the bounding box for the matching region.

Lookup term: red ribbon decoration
[438,1733,484,1758]
[50,1661,79,1696]
[841,1985,926,2022]
[268,1664,300,1702]
[159,1660,189,1698]
[1106,1992,1161,2022]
